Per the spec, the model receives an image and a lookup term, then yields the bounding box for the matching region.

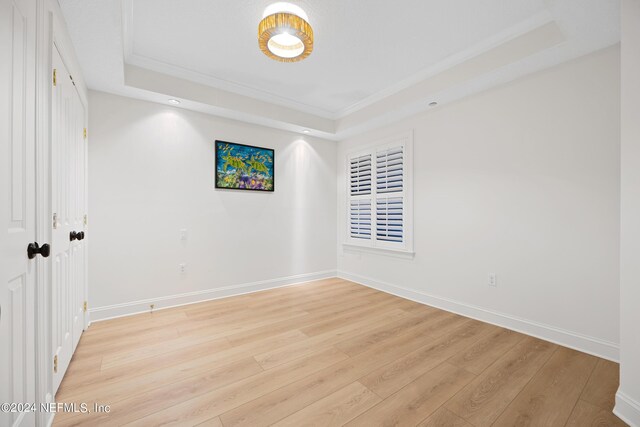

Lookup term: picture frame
[215,140,275,192]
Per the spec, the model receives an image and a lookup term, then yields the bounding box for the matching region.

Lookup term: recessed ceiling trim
[334,10,555,118]
[337,20,566,132]
[124,63,336,133]
[336,44,620,141]
[121,0,331,119]
[121,1,333,119]
[63,0,619,141]
[125,52,335,120]
[121,1,555,120]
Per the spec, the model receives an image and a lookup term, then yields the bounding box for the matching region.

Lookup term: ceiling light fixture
[168,99,181,105]
[258,2,313,62]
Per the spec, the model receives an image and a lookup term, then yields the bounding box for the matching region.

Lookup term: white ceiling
[59,0,620,139]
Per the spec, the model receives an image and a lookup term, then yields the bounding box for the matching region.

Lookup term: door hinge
[83,301,88,312]
[52,69,57,86]
[83,128,87,139]
[53,213,58,229]
[83,214,88,226]
[53,355,58,373]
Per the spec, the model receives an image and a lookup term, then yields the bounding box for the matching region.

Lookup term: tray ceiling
[59,0,620,139]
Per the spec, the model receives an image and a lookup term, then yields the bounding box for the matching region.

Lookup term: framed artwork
[215,140,275,191]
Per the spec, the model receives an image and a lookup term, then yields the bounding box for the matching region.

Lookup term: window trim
[344,131,414,255]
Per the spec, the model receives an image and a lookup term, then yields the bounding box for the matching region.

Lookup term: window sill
[342,243,415,260]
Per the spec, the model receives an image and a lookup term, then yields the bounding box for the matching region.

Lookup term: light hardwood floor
[54,278,626,426]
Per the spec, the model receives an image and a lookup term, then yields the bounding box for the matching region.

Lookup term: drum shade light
[258,3,313,62]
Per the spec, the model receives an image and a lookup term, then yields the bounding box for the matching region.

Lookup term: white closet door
[69,70,86,353]
[51,45,86,394]
[0,0,37,425]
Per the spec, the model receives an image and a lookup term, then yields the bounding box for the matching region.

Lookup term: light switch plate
[488,273,497,287]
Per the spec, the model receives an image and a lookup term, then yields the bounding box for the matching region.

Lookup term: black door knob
[70,231,86,241]
[27,242,51,259]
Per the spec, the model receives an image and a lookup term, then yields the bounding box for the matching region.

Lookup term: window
[346,132,413,253]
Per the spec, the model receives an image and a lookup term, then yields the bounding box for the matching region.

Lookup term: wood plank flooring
[54,278,626,427]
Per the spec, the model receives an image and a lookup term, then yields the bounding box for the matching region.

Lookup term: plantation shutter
[376,197,403,242]
[346,132,412,252]
[376,146,403,194]
[375,146,405,245]
[350,199,371,239]
[349,154,372,240]
[350,154,372,196]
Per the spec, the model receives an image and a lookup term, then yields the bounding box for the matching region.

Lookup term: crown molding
[123,63,336,133]
[121,0,335,120]
[333,10,555,119]
[114,0,617,142]
[120,0,556,121]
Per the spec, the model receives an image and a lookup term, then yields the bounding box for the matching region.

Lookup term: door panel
[0,0,37,425]
[70,78,85,352]
[51,44,86,393]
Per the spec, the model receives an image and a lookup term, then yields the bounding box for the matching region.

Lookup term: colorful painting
[215,140,275,191]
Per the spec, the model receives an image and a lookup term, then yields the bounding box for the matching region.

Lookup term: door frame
[34,1,89,425]
[34,2,52,425]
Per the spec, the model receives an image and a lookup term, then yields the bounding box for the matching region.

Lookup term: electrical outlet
[179,263,187,274]
[488,273,497,287]
[180,229,188,241]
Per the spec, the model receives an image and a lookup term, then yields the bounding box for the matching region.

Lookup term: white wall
[88,91,337,320]
[616,0,640,424]
[337,46,621,360]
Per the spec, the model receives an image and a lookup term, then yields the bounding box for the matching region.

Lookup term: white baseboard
[337,270,619,362]
[89,269,620,362]
[615,391,640,427]
[89,270,337,323]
